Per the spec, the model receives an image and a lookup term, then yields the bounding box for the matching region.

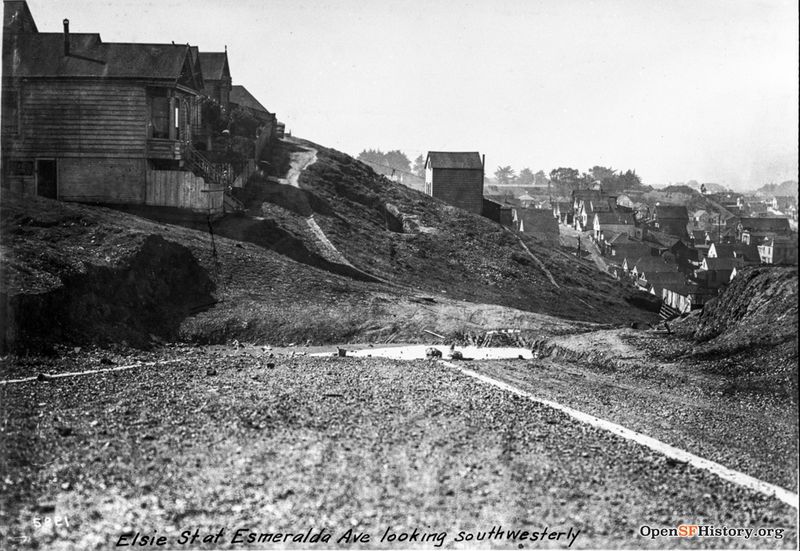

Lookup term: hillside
[754,180,799,198]
[242,139,658,323]
[690,266,797,354]
[1,138,661,352]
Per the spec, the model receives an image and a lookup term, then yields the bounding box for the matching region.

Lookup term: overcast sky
[29,0,798,190]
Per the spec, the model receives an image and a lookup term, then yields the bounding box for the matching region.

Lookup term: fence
[145,170,224,214]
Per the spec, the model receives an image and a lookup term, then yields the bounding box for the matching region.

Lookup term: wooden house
[757,235,798,265]
[482,198,513,228]
[512,207,559,246]
[693,257,742,288]
[593,211,635,241]
[738,217,791,244]
[651,204,689,240]
[1,1,224,213]
[552,201,573,225]
[199,51,231,109]
[708,242,760,266]
[424,151,484,214]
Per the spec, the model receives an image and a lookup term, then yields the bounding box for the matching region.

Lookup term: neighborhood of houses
[1,0,284,215]
[2,0,797,324]
[422,150,798,320]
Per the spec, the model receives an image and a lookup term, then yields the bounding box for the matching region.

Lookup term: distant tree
[517,168,535,186]
[413,154,426,178]
[494,166,516,185]
[533,170,549,187]
[549,167,580,184]
[358,149,385,166]
[589,166,616,183]
[384,150,411,173]
[617,169,642,189]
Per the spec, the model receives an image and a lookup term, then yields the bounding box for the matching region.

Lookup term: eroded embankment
[1,235,215,352]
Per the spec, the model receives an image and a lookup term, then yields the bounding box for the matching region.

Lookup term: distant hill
[753,180,798,198]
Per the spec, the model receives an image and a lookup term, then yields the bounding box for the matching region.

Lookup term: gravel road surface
[1,347,796,549]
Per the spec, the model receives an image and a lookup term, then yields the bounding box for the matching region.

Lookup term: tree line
[356,149,646,194]
[494,165,644,195]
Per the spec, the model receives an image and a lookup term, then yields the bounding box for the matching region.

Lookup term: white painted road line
[444,361,799,510]
[0,359,183,385]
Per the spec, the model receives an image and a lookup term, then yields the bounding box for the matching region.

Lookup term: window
[2,89,19,134]
[150,96,169,139]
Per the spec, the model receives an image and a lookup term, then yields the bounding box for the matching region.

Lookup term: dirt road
[0,345,796,549]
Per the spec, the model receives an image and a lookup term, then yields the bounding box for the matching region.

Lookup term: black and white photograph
[1,0,798,549]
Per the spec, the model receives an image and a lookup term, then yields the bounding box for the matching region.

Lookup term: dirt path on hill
[559,224,608,273]
[286,146,318,188]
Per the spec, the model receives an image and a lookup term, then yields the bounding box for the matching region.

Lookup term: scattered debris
[425,347,443,359]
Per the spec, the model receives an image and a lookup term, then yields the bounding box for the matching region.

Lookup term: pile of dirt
[1,201,215,352]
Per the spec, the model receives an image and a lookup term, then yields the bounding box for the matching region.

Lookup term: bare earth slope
[1,192,602,352]
[240,138,658,325]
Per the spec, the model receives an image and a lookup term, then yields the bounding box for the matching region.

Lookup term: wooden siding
[431,168,483,214]
[145,170,223,213]
[60,157,146,203]
[8,81,148,158]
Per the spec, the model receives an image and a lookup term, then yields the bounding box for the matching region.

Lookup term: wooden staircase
[659,302,681,320]
[186,145,244,213]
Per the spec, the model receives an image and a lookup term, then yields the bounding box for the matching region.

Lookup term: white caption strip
[0,359,183,385]
[444,362,799,510]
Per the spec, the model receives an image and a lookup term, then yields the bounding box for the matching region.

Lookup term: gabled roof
[4,32,201,88]
[739,217,791,233]
[199,51,230,81]
[229,84,271,114]
[701,257,742,271]
[595,211,634,226]
[654,205,689,219]
[3,0,38,33]
[426,152,483,170]
[709,243,736,259]
[632,255,677,273]
[644,271,687,294]
[514,208,559,235]
[646,230,682,249]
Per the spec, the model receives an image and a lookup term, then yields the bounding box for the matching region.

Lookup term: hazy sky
[28,0,798,189]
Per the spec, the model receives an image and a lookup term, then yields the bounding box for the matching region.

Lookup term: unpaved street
[0,346,796,549]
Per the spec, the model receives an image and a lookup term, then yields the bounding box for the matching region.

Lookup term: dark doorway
[36,159,58,199]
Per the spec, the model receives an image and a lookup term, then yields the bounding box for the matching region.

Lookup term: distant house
[690,209,711,229]
[424,151,485,214]
[571,189,604,230]
[604,235,652,262]
[593,211,635,241]
[199,51,232,109]
[517,192,536,207]
[615,193,635,210]
[643,271,687,296]
[482,198,513,228]
[737,217,791,244]
[512,207,559,245]
[552,201,573,225]
[757,235,798,265]
[628,255,678,282]
[708,242,760,266]
[693,257,742,288]
[575,195,612,231]
[1,1,224,213]
[651,205,689,239]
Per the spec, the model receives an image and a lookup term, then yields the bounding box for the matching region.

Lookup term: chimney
[63,19,70,56]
